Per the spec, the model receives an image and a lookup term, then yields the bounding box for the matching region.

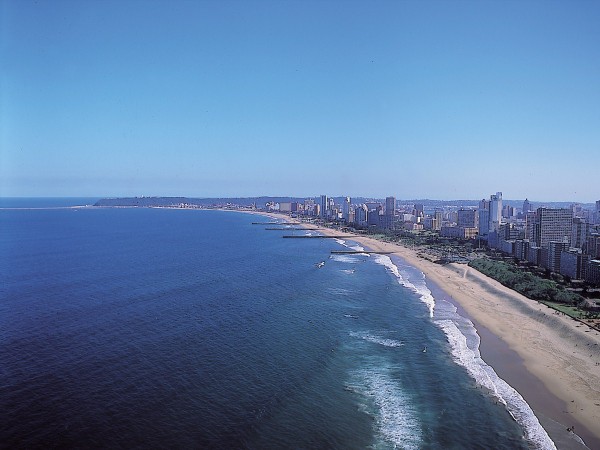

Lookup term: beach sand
[254,212,600,448]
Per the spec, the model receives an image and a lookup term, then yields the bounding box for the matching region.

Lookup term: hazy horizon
[2,0,599,202]
[1,194,597,207]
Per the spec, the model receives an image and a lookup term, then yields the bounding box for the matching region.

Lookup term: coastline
[254,212,600,448]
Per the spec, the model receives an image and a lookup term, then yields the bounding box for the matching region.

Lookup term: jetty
[252,221,301,225]
[282,235,356,239]
[265,227,318,231]
[331,250,394,255]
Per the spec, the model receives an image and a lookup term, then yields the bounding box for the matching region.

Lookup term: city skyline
[2,0,599,201]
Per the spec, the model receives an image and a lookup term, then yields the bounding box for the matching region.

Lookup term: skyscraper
[434,210,443,231]
[571,217,589,250]
[319,195,328,219]
[354,204,368,227]
[489,192,502,231]
[534,208,573,248]
[458,209,478,228]
[523,198,532,213]
[525,211,536,240]
[478,199,490,237]
[413,203,424,218]
[385,196,396,216]
[342,197,351,222]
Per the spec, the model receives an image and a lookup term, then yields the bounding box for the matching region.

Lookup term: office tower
[354,204,368,227]
[534,208,573,248]
[525,211,536,240]
[385,196,396,216]
[547,241,568,273]
[304,199,315,216]
[523,198,532,213]
[489,192,502,231]
[458,209,478,228]
[414,203,424,218]
[502,205,515,219]
[571,218,589,250]
[587,233,600,258]
[320,195,328,219]
[342,197,351,222]
[478,199,490,237]
[434,210,443,231]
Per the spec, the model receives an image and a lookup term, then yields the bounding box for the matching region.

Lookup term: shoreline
[253,212,600,448]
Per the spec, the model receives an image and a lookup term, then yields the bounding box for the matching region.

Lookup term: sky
[1,0,599,202]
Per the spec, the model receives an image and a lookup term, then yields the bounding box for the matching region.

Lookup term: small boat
[316,261,325,268]
[422,346,427,353]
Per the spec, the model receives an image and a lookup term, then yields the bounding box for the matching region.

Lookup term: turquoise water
[0,206,553,448]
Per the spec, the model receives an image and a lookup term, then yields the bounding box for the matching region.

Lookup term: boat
[315,261,325,268]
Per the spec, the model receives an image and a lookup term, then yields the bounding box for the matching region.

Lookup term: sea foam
[373,255,435,318]
[349,331,405,348]
[349,367,422,449]
[436,319,556,450]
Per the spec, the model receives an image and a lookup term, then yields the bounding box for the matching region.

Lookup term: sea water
[0,206,553,448]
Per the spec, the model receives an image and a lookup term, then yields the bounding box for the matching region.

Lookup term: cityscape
[96,193,600,288]
[4,0,600,447]
[264,193,600,286]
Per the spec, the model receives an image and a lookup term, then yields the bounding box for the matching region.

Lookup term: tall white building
[489,192,502,231]
[342,197,351,222]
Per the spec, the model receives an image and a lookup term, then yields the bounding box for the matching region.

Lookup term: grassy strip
[469,258,584,306]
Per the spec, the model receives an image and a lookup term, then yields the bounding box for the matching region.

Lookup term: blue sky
[1,0,599,201]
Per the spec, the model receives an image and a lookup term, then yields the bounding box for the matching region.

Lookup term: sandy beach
[253,212,600,448]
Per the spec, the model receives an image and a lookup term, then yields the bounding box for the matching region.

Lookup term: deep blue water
[1,206,551,448]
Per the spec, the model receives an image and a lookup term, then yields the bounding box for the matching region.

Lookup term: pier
[265,227,318,231]
[331,250,394,255]
[252,221,302,225]
[282,235,356,239]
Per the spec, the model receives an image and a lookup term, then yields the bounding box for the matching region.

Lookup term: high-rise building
[478,199,490,237]
[414,203,424,218]
[534,208,573,248]
[319,195,328,219]
[547,241,568,273]
[354,204,368,227]
[523,198,532,213]
[525,211,536,240]
[502,205,515,219]
[489,192,502,231]
[342,197,351,222]
[434,210,443,231]
[385,196,396,216]
[458,209,478,228]
[571,217,589,250]
[587,233,600,259]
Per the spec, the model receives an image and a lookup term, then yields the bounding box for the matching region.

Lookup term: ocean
[0,204,556,448]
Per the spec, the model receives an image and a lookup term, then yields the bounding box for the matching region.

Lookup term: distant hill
[94,196,595,210]
[94,196,309,208]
